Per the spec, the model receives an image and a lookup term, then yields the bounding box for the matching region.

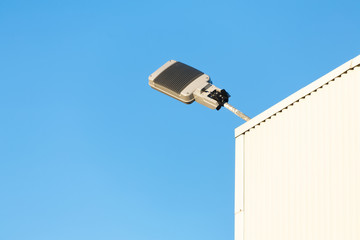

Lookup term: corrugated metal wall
[236,66,360,240]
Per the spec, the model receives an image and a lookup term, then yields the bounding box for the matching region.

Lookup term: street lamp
[148,60,250,121]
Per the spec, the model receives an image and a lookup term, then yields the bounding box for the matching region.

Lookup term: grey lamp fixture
[148,60,251,121]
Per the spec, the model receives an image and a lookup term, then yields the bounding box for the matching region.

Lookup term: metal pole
[224,103,251,121]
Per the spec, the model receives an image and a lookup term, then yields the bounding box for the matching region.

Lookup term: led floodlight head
[149,60,251,121]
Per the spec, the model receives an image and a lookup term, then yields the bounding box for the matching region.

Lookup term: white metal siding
[235,66,360,240]
[234,134,244,240]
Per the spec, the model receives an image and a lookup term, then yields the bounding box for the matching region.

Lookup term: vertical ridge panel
[237,67,360,240]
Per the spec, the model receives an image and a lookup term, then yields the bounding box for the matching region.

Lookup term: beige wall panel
[238,67,360,240]
[234,135,244,240]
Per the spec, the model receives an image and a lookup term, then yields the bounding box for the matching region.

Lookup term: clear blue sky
[0,0,359,239]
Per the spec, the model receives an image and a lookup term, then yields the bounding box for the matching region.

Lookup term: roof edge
[235,54,360,138]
